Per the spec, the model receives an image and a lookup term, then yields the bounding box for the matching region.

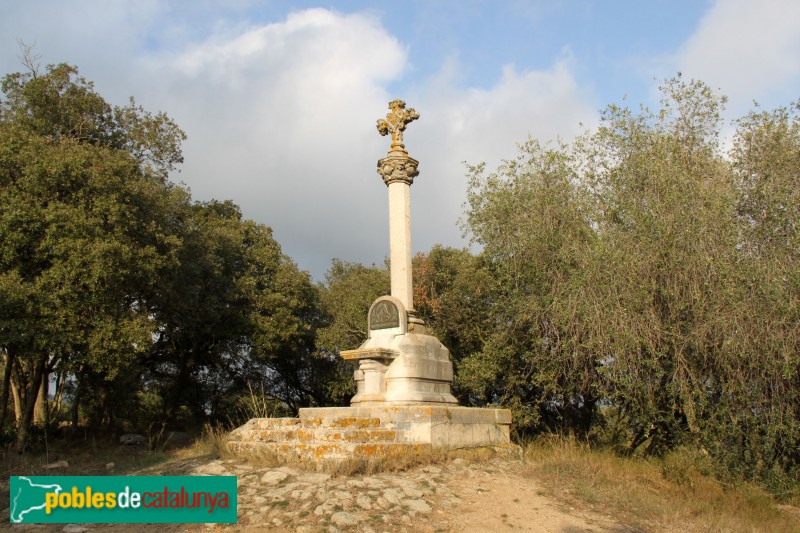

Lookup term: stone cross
[376,100,421,314]
[377,99,420,152]
[336,101,458,407]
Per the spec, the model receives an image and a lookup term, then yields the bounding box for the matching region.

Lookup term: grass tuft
[522,435,800,533]
[189,424,230,458]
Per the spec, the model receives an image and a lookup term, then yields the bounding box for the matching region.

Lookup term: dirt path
[4,454,635,532]
[164,455,629,532]
[428,461,626,532]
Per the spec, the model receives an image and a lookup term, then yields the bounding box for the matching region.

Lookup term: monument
[341,99,457,406]
[227,100,513,462]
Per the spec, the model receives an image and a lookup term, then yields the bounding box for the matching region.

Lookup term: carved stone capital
[377,154,419,186]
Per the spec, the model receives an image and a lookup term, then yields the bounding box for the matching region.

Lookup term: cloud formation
[1,5,598,279]
[410,54,598,253]
[144,9,408,276]
[139,10,597,278]
[678,0,800,111]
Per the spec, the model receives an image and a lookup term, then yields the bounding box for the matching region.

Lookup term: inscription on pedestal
[370,300,400,330]
[366,296,408,336]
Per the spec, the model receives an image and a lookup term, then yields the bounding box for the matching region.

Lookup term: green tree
[0,60,336,442]
[412,246,495,403]
[315,260,389,405]
[240,221,331,413]
[0,70,186,447]
[0,62,184,180]
[459,76,799,488]
[462,139,598,433]
[118,199,331,426]
[577,77,738,454]
[724,101,800,480]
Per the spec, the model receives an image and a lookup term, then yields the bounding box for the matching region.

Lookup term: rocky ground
[5,446,799,532]
[101,456,626,532]
[4,452,641,532]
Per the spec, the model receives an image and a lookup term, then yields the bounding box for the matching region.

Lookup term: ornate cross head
[376,99,420,151]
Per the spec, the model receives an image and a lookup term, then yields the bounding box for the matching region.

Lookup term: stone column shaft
[388,181,413,311]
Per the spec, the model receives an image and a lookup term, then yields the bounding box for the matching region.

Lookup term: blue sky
[2,1,798,280]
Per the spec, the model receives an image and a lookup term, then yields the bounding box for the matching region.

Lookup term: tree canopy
[0,62,336,450]
[437,77,799,489]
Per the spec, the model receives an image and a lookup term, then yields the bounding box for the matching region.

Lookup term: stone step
[227,406,515,463]
[231,427,399,444]
[301,416,381,429]
[237,415,384,431]
[227,440,432,461]
[226,418,299,439]
[249,418,301,430]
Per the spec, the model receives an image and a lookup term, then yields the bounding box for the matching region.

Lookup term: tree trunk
[71,375,81,429]
[0,351,13,429]
[51,370,65,423]
[15,357,45,453]
[34,368,49,425]
[164,354,192,425]
[10,376,22,423]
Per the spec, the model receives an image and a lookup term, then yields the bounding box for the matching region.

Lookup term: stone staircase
[227,406,514,463]
[226,413,431,461]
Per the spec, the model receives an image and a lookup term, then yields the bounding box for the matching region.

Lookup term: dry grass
[189,423,230,458]
[0,438,173,479]
[523,435,800,533]
[13,424,793,532]
[318,445,516,476]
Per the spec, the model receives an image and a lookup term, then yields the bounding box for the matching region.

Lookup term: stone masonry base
[227,405,515,462]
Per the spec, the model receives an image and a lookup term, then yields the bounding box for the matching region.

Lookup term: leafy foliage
[0,62,332,448]
[315,260,390,405]
[448,77,799,488]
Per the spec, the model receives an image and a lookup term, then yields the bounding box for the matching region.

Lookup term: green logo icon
[9,476,237,524]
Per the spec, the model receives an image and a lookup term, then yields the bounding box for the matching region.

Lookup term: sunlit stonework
[227,99,514,463]
[376,98,419,151]
[376,99,420,186]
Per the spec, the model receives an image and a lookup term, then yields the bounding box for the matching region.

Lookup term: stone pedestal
[341,296,457,406]
[227,406,515,462]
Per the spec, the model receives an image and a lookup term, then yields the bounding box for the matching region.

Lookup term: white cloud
[678,0,800,110]
[140,9,407,276]
[408,53,598,254]
[135,10,597,279]
[0,0,163,90]
[1,6,599,279]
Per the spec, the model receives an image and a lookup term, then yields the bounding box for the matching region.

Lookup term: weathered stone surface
[356,494,372,510]
[376,99,419,154]
[193,460,228,475]
[331,511,358,526]
[61,525,89,533]
[346,326,458,406]
[260,470,289,485]
[228,405,514,464]
[299,472,331,483]
[232,457,454,528]
[402,499,432,513]
[120,433,146,446]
